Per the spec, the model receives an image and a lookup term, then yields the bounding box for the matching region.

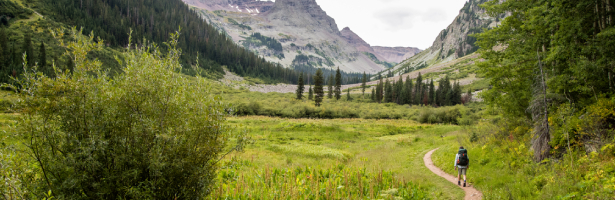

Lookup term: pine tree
[314,69,324,106]
[296,72,305,100]
[22,33,34,66]
[452,81,462,105]
[384,80,392,103]
[414,72,423,105]
[428,79,435,105]
[406,76,413,105]
[39,42,47,71]
[334,67,341,100]
[395,75,403,104]
[327,75,333,99]
[308,85,313,100]
[376,77,383,103]
[0,29,7,68]
[361,72,367,98]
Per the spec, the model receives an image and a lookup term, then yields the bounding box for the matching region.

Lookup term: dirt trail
[424,148,482,200]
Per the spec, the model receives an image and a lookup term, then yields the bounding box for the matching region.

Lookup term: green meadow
[212,116,465,199]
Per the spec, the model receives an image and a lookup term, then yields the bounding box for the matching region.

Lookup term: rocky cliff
[340,27,373,53]
[265,0,340,35]
[390,0,502,75]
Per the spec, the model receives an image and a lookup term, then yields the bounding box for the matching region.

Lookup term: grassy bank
[431,122,615,199]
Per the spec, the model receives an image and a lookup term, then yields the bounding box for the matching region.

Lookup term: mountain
[182,0,274,14]
[386,0,502,76]
[0,0,322,84]
[372,46,421,64]
[184,0,420,74]
[340,27,421,64]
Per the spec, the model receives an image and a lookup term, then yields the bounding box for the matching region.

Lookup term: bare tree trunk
[609,71,613,91]
[531,48,551,162]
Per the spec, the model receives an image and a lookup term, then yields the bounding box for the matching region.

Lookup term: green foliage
[433,120,615,199]
[0,0,33,26]
[334,68,341,100]
[10,29,234,199]
[296,72,304,100]
[209,165,429,199]
[314,69,324,106]
[477,0,615,160]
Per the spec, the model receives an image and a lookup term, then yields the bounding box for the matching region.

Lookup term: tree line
[296,69,469,107]
[369,73,469,106]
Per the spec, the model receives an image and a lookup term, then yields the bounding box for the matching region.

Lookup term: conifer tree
[452,81,462,105]
[406,76,413,105]
[361,72,367,98]
[394,76,404,104]
[39,42,46,70]
[314,69,324,106]
[0,29,7,68]
[308,85,313,100]
[384,80,393,103]
[334,67,341,100]
[296,72,305,100]
[327,75,333,99]
[428,79,435,105]
[414,72,422,105]
[22,33,34,66]
[376,77,383,103]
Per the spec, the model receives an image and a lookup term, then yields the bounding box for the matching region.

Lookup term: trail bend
[424,148,483,200]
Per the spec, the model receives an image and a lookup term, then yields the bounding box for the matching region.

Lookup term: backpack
[457,149,469,166]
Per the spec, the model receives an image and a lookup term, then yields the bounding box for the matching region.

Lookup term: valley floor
[213,116,468,199]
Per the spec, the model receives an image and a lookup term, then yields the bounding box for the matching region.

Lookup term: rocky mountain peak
[265,0,340,35]
[340,27,373,53]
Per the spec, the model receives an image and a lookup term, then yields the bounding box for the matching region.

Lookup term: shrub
[12,29,235,199]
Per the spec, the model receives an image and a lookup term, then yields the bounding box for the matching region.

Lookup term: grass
[431,122,615,199]
[214,116,466,199]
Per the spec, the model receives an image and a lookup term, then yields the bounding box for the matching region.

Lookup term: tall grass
[209,163,430,199]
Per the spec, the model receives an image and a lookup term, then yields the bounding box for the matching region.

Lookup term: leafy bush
[11,29,235,199]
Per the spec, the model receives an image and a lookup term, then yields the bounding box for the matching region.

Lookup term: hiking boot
[463,181,466,187]
[458,181,460,186]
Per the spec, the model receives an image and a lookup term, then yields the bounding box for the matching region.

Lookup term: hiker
[454,146,469,187]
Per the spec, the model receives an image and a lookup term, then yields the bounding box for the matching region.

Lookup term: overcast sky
[272,0,468,49]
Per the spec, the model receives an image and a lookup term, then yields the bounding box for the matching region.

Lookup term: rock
[265,0,340,35]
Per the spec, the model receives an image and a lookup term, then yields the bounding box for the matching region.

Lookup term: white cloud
[315,0,468,49]
[373,7,419,31]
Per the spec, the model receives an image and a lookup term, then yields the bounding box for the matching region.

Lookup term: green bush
[12,29,234,199]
